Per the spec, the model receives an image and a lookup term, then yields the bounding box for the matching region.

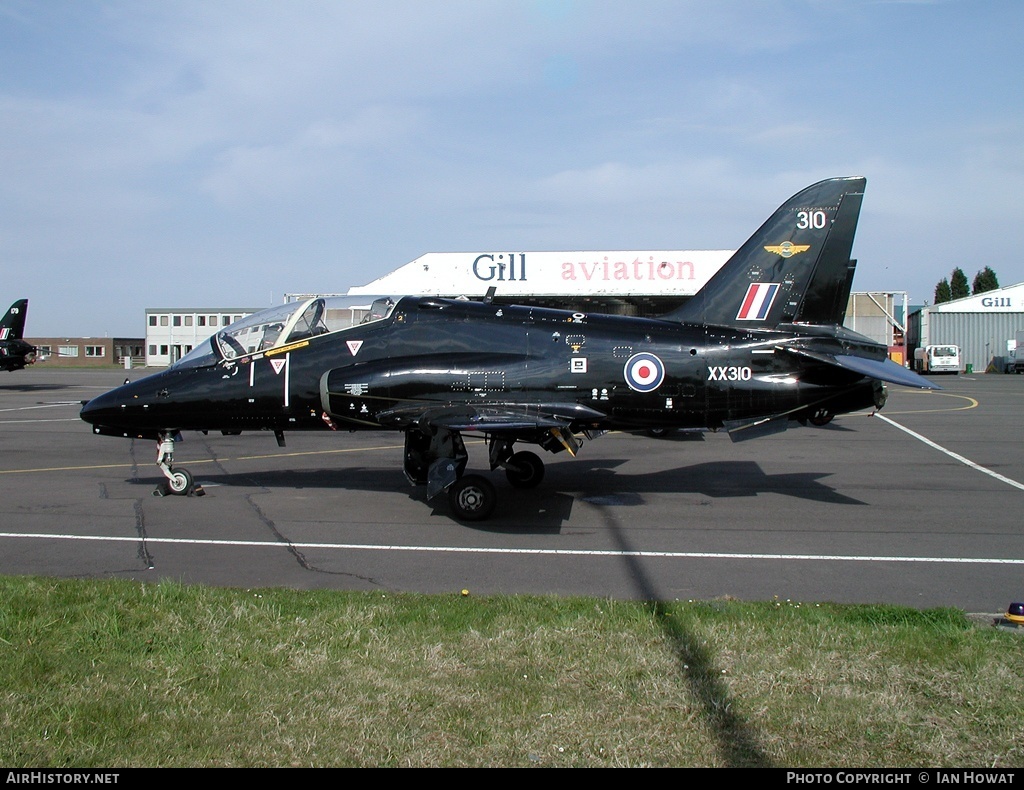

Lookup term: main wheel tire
[809,410,834,426]
[505,450,545,489]
[645,427,675,438]
[448,474,497,521]
[167,468,194,495]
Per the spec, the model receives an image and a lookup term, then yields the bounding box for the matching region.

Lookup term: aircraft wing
[375,400,609,461]
[375,401,607,434]
[782,346,941,390]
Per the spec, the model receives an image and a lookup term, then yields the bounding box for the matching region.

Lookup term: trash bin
[966,364,973,374]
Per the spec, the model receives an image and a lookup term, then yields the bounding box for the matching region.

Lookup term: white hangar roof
[923,282,1024,313]
[347,250,735,299]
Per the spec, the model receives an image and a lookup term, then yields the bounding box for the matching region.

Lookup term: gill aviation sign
[347,250,735,298]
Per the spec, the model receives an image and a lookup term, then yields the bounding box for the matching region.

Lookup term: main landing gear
[446,475,497,521]
[807,408,834,426]
[153,432,204,497]
[796,404,836,427]
[403,429,548,522]
[447,446,546,521]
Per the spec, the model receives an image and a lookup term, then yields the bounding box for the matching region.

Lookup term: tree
[972,266,1000,294]
[950,267,970,300]
[934,278,951,304]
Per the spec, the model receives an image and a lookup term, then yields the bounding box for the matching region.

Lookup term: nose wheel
[154,432,204,497]
[166,468,194,495]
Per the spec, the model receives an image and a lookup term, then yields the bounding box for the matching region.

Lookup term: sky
[1,0,1022,338]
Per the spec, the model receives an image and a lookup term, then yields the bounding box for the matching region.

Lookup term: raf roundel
[623,352,666,392]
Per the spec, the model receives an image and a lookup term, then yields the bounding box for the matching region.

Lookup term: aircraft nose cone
[79,381,163,439]
[79,371,187,439]
[79,389,119,425]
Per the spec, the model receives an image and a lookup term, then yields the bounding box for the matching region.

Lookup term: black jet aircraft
[80,176,937,520]
[1,299,38,372]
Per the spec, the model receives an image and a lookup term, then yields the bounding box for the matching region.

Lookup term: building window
[160,315,168,326]
[59,346,79,357]
[149,315,157,326]
[222,315,231,326]
[159,345,168,355]
[173,315,182,327]
[85,346,105,357]
[38,345,52,356]
[184,315,193,327]
[148,345,157,355]
[198,316,206,326]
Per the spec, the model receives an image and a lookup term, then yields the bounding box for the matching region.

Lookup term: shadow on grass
[645,599,771,767]
[608,511,773,768]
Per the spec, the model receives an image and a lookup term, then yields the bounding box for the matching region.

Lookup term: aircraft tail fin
[0,299,29,340]
[665,177,866,329]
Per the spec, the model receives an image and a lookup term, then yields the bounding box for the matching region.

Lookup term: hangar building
[145,307,261,366]
[907,283,1024,374]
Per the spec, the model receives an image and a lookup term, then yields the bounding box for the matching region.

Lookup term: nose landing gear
[153,432,204,497]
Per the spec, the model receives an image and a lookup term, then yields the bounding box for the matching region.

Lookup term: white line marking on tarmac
[0,419,83,424]
[0,402,84,423]
[1,532,1022,565]
[0,403,80,412]
[876,414,1024,492]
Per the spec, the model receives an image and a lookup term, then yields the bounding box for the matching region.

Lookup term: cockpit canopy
[173,296,398,369]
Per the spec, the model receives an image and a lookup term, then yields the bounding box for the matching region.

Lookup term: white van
[914,345,961,374]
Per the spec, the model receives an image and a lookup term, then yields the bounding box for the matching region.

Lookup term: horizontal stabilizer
[784,347,940,390]
[832,354,941,390]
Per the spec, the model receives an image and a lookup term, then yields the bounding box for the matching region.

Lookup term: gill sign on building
[930,286,1024,313]
[348,250,735,298]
